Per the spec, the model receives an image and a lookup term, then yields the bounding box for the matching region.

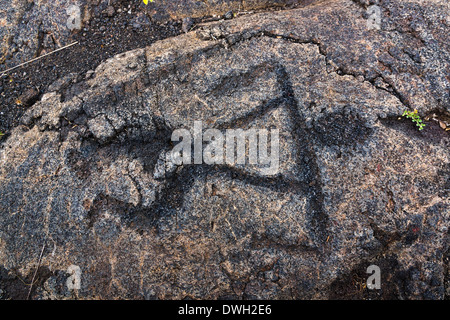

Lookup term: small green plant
[402,109,426,130]
[0,132,4,137]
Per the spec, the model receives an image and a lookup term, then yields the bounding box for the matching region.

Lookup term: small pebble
[182,17,193,33]
[85,70,94,79]
[127,62,138,70]
[19,88,39,106]
[106,6,115,17]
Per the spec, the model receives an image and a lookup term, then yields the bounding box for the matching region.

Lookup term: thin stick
[0,41,79,77]
[26,241,46,300]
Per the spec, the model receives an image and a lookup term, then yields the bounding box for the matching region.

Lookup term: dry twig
[0,42,79,77]
[26,241,46,300]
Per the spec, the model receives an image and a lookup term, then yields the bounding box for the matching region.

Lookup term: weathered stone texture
[0,0,449,299]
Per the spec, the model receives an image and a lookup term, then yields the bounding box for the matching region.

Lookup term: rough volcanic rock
[0,0,449,299]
